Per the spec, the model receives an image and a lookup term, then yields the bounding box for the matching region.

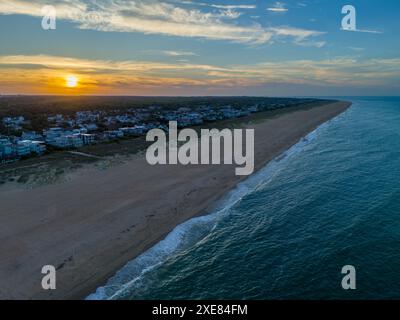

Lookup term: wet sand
[0,101,351,299]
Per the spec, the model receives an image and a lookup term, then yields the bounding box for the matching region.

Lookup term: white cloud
[178,1,256,10]
[269,26,326,47]
[348,47,365,52]
[267,2,288,12]
[162,50,197,56]
[0,0,324,46]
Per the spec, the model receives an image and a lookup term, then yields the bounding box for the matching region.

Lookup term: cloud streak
[162,50,197,57]
[341,28,383,34]
[178,1,256,10]
[267,2,288,12]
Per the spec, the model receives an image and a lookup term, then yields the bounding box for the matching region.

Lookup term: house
[2,116,25,130]
[16,141,31,157]
[66,134,84,148]
[0,138,14,158]
[51,136,70,148]
[21,131,44,141]
[116,115,137,124]
[3,116,25,125]
[120,125,146,136]
[29,141,46,154]
[43,127,64,144]
[248,105,258,113]
[83,123,98,132]
[49,134,83,148]
[77,126,88,134]
[80,133,96,145]
[16,140,46,155]
[76,111,100,124]
[104,130,124,139]
[47,114,64,122]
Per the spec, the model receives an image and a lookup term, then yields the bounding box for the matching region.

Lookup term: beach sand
[0,101,351,300]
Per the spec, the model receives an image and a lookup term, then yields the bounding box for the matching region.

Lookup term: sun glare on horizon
[66,75,78,88]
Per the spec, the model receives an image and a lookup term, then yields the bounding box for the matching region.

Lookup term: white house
[21,131,44,141]
[67,134,84,148]
[43,127,64,144]
[30,141,46,154]
[0,138,14,158]
[16,141,31,157]
[80,133,96,145]
[19,140,46,154]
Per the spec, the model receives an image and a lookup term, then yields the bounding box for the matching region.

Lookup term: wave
[86,115,342,300]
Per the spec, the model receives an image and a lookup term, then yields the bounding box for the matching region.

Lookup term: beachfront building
[80,133,96,145]
[16,141,31,157]
[18,140,46,154]
[51,136,70,148]
[0,138,14,159]
[66,134,84,148]
[0,138,45,160]
[120,125,146,136]
[30,141,46,154]
[43,127,97,148]
[43,127,64,145]
[52,134,83,148]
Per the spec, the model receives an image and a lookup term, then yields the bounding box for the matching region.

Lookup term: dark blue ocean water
[88,97,400,300]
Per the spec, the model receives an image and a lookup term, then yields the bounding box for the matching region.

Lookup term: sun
[66,75,78,88]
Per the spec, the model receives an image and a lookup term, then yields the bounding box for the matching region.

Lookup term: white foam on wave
[86,115,341,300]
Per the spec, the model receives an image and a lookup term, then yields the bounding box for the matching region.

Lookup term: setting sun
[66,75,78,88]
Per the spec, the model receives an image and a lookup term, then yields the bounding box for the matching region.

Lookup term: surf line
[146,121,254,176]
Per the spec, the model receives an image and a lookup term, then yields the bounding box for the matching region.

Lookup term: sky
[0,0,399,96]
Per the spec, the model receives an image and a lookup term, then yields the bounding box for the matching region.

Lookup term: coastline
[0,100,351,300]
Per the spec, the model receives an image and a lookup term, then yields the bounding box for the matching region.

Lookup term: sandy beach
[0,101,351,300]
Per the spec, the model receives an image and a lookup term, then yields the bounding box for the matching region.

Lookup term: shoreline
[0,100,351,300]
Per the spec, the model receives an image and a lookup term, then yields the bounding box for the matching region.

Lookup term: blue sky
[0,0,399,95]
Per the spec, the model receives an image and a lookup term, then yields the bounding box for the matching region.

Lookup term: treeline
[0,96,331,117]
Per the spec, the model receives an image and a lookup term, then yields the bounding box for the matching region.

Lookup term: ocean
[88,97,400,300]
